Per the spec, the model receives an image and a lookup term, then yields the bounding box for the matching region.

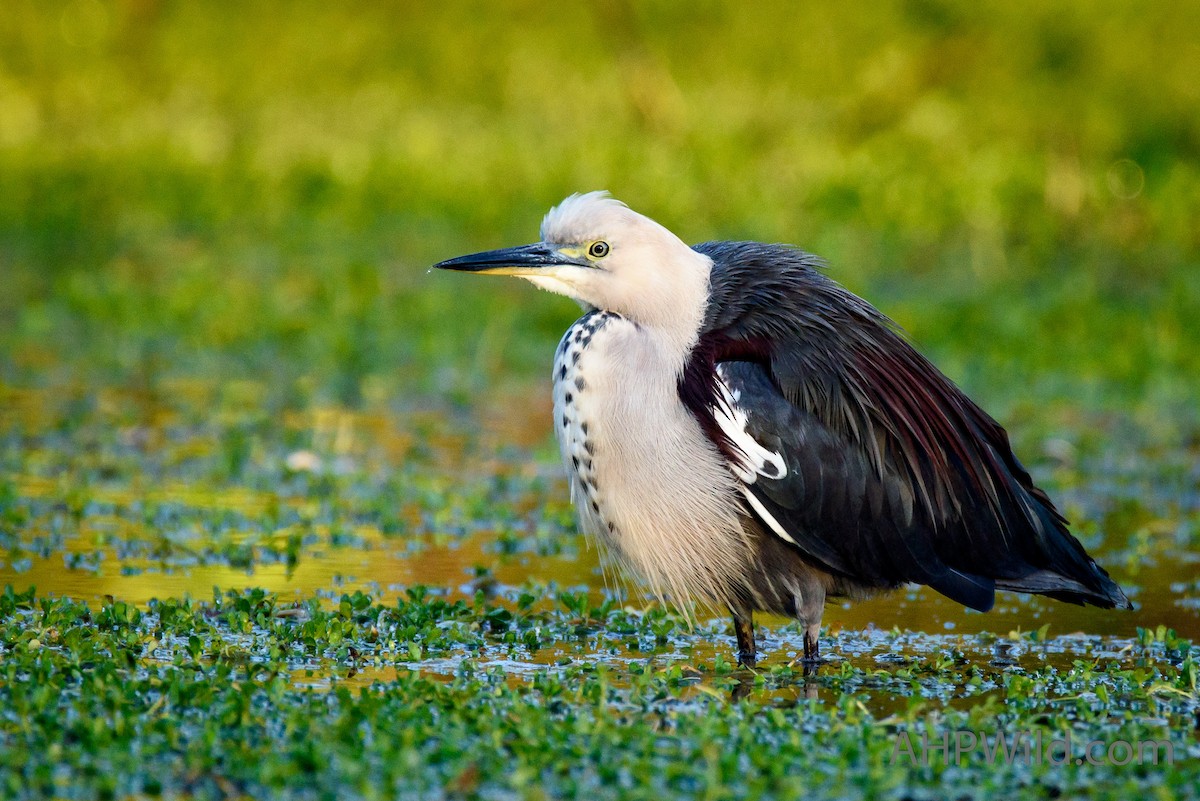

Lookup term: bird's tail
[995,565,1132,609]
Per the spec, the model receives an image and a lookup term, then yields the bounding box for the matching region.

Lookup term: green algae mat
[2,3,1199,799]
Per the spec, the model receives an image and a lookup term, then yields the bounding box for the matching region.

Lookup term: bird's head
[434,192,712,338]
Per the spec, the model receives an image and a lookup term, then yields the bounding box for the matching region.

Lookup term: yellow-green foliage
[2,9,1199,798]
[1,1,1197,420]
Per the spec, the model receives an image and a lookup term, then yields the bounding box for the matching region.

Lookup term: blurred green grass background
[1,0,1197,437]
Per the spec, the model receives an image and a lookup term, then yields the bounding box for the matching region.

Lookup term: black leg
[802,629,819,662]
[733,613,756,668]
[801,627,821,676]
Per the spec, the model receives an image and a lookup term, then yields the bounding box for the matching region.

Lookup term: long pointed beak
[433,243,577,275]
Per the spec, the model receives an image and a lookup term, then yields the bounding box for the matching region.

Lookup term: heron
[434,192,1131,667]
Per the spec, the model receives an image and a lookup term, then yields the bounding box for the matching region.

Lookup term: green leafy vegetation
[1,1,1198,798]
[1,586,1197,800]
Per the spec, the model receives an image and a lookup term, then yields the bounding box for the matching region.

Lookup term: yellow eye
[588,241,610,259]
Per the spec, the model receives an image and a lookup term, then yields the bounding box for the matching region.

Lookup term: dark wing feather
[685,241,1130,611]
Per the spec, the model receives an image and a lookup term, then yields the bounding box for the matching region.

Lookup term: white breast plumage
[549,310,756,613]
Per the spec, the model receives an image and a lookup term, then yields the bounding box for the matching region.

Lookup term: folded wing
[681,241,1130,611]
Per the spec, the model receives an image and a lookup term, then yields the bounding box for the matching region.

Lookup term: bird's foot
[786,655,822,677]
[802,631,820,663]
[733,613,757,669]
[793,630,821,676]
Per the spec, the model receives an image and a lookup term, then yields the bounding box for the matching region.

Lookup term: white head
[435,192,713,348]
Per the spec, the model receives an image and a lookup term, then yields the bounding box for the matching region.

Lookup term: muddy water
[2,380,1198,685]
[5,510,1197,640]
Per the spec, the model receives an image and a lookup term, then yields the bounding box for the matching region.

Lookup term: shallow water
[2,379,1199,701]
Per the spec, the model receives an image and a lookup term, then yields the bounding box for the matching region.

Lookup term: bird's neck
[649,311,704,376]
[645,250,711,375]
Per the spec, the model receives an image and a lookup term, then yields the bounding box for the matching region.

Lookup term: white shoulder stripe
[712,367,788,484]
[741,488,799,546]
